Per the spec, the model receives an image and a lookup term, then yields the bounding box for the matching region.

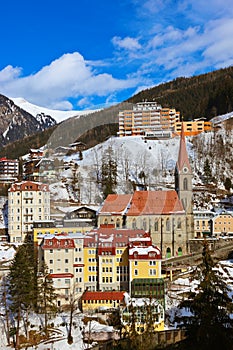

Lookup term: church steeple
[177,123,192,173]
[175,123,193,215]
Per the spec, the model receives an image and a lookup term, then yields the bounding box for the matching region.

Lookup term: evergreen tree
[176,240,233,350]
[101,147,117,198]
[37,262,57,337]
[203,159,212,183]
[8,241,37,348]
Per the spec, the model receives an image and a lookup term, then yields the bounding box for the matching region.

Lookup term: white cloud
[112,36,142,51]
[0,52,136,109]
[0,65,21,82]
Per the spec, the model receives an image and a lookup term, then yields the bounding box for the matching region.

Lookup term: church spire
[176,123,191,172]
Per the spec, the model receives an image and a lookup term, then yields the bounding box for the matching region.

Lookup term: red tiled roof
[42,237,75,249]
[9,181,49,192]
[82,290,125,301]
[127,190,184,215]
[99,194,132,215]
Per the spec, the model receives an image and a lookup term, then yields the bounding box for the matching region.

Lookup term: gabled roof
[99,194,132,215]
[127,190,184,215]
[176,123,192,172]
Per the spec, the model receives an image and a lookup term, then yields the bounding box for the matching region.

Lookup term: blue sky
[1,0,233,111]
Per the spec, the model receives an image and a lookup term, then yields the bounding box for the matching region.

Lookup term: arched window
[166,247,171,258]
[154,220,159,232]
[178,247,182,256]
[116,218,121,228]
[132,219,136,229]
[183,178,188,190]
[166,218,170,231]
[104,219,108,225]
[177,217,182,229]
[143,218,147,231]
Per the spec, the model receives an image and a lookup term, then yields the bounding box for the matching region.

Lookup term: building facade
[175,120,212,136]
[8,181,50,242]
[118,102,180,137]
[0,157,19,183]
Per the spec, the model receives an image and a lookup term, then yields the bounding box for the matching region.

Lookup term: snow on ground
[0,244,16,264]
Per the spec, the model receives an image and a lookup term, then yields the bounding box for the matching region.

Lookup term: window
[166,218,170,231]
[143,219,147,231]
[150,269,156,275]
[132,219,136,229]
[183,178,188,190]
[134,261,138,266]
[134,269,138,276]
[116,218,121,228]
[154,220,159,231]
[49,260,53,264]
[177,218,182,229]
[65,259,69,263]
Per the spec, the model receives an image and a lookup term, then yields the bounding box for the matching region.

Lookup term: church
[98,126,194,258]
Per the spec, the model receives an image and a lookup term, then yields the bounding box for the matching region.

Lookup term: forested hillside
[128,66,233,121]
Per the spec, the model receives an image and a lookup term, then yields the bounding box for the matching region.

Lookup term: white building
[0,157,19,183]
[8,181,50,242]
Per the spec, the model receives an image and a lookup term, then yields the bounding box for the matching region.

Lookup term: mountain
[11,97,96,123]
[0,94,57,148]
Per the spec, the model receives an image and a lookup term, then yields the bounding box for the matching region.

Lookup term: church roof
[127,190,184,215]
[176,123,192,172]
[99,193,132,215]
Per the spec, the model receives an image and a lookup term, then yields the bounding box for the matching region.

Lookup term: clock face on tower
[183,166,188,173]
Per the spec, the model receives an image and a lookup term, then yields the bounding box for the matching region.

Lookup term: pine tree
[8,241,37,349]
[37,262,57,337]
[101,147,117,198]
[203,159,212,184]
[176,240,233,350]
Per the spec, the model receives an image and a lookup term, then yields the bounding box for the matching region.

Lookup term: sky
[0,0,233,111]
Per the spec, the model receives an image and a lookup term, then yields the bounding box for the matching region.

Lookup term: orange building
[212,212,233,237]
[118,102,180,137]
[175,120,212,136]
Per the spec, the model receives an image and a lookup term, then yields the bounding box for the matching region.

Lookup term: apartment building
[8,181,50,242]
[38,232,84,307]
[0,157,19,183]
[118,101,180,138]
[175,120,212,136]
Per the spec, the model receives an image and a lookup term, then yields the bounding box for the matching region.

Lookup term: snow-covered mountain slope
[12,97,99,123]
[0,94,57,147]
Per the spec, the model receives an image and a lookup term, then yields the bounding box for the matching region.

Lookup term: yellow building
[81,290,125,313]
[175,120,212,136]
[212,212,233,237]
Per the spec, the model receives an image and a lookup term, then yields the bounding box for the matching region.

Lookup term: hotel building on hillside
[118,101,180,138]
[8,180,50,242]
